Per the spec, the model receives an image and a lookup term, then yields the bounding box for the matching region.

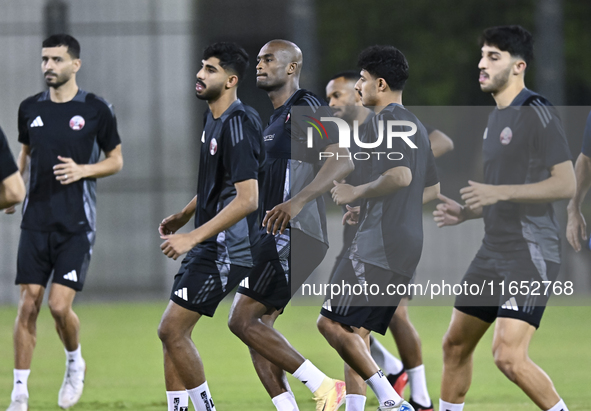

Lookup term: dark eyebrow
[204,63,218,71]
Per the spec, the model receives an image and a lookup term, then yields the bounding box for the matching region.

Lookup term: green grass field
[1,300,590,410]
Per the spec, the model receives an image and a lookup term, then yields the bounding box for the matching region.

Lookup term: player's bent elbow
[0,173,26,209]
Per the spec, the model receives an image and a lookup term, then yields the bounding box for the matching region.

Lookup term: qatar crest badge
[500,127,513,145]
[209,138,218,155]
[69,115,85,131]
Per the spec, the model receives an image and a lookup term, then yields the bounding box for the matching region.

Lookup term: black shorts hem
[319,307,395,336]
[236,286,287,312]
[170,295,215,318]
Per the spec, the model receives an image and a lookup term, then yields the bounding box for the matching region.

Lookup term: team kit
[1,24,585,411]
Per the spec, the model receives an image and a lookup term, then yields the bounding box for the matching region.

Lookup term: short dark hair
[42,34,80,59]
[357,45,409,91]
[203,42,250,82]
[480,25,534,66]
[330,70,360,82]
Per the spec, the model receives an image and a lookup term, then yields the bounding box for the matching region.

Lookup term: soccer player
[326,71,452,411]
[157,42,265,411]
[5,34,123,411]
[566,110,591,252]
[0,126,25,210]
[227,40,353,411]
[434,26,574,411]
[318,45,440,411]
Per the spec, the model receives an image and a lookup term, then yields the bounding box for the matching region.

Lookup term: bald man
[228,40,353,411]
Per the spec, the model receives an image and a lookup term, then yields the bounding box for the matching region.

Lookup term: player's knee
[48,299,71,321]
[442,331,470,360]
[316,315,334,338]
[18,296,41,323]
[227,311,249,339]
[492,345,524,381]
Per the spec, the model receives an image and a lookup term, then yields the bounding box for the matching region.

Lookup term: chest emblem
[209,138,218,155]
[69,116,85,131]
[500,127,513,145]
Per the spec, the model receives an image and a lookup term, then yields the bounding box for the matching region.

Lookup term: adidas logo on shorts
[174,287,188,301]
[501,297,519,311]
[239,277,249,289]
[63,270,78,282]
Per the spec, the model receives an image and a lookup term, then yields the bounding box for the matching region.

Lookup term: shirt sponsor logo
[69,115,85,131]
[263,134,275,142]
[209,138,218,155]
[500,126,513,145]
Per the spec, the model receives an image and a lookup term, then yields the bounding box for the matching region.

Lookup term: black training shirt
[18,89,121,233]
[193,99,265,267]
[481,88,572,263]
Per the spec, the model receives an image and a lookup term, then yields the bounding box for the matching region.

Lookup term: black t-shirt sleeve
[222,113,262,184]
[95,99,121,153]
[424,144,439,187]
[17,101,30,146]
[531,106,572,168]
[581,110,591,157]
[0,127,18,181]
[424,123,436,136]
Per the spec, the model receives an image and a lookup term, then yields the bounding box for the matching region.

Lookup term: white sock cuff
[547,399,568,411]
[167,390,189,411]
[14,369,31,378]
[406,364,425,374]
[187,381,215,411]
[292,359,325,393]
[439,399,465,411]
[292,359,311,379]
[65,345,81,355]
[345,394,366,411]
[271,392,298,411]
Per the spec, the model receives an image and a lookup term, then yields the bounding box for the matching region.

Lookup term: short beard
[45,74,70,89]
[481,65,511,94]
[195,84,222,101]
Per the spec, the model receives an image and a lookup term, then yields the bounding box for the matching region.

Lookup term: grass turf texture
[0,300,590,410]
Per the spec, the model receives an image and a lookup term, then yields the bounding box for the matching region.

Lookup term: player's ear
[72,58,81,73]
[513,59,526,75]
[226,74,239,89]
[287,62,297,75]
[377,78,388,92]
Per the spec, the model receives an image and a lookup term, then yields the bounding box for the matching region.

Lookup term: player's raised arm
[460,160,575,210]
[54,143,123,185]
[159,195,198,236]
[433,193,483,228]
[160,179,258,260]
[423,182,440,204]
[331,165,411,206]
[428,128,454,158]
